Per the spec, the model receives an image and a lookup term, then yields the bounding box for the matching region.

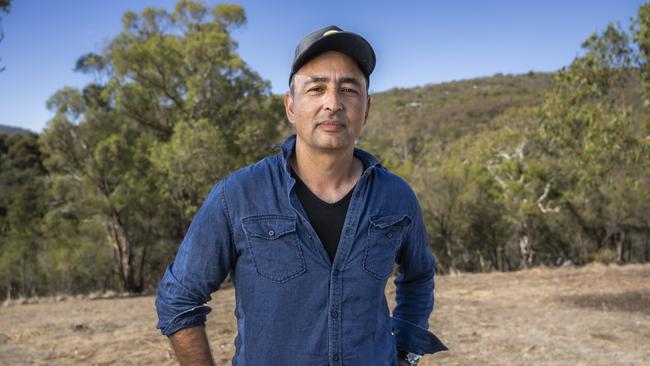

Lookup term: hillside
[0,124,32,135]
[361,72,554,162]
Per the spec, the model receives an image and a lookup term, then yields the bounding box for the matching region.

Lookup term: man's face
[285,51,371,153]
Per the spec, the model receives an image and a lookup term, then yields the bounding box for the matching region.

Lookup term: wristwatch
[397,350,422,365]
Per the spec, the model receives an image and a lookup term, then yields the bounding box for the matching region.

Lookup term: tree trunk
[626,237,632,263]
[136,243,148,292]
[615,231,626,264]
[478,250,491,272]
[20,256,26,297]
[519,234,533,269]
[106,214,142,293]
[436,215,456,272]
[445,238,456,273]
[496,246,504,272]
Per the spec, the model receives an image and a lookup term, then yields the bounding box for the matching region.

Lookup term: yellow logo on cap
[323,30,340,36]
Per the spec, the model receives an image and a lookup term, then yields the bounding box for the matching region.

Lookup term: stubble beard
[309,125,353,151]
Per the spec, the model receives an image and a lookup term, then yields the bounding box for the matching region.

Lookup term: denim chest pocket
[363,215,412,280]
[241,215,306,283]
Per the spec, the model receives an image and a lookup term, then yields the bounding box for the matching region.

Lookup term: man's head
[285,26,376,153]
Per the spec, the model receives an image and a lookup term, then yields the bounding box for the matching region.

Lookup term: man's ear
[284,92,295,124]
[363,95,372,126]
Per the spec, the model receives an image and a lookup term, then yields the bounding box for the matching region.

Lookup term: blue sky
[0,0,645,132]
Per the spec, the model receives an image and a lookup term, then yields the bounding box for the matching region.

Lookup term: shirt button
[345,227,353,236]
[268,230,275,237]
[333,268,340,276]
[386,232,393,238]
[332,354,339,362]
[331,310,338,319]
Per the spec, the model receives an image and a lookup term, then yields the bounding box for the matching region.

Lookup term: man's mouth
[316,120,345,131]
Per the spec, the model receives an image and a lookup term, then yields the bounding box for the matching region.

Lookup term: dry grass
[1,263,649,365]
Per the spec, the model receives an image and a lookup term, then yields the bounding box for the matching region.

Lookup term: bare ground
[1,263,649,365]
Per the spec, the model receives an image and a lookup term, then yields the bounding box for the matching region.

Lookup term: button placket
[329,274,342,365]
[327,167,369,366]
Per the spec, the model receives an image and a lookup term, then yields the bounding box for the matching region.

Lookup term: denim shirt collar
[277,134,381,181]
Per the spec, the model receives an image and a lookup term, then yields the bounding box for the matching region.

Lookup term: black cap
[289,25,376,86]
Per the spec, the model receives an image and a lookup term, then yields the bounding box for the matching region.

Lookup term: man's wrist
[397,350,421,365]
[168,325,215,366]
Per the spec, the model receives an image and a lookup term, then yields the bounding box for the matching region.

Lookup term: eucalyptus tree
[41,1,283,293]
[534,19,650,263]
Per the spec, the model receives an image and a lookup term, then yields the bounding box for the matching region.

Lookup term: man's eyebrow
[339,77,362,87]
[304,76,363,87]
[305,76,330,85]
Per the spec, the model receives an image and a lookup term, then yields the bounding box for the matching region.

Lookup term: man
[156,25,446,366]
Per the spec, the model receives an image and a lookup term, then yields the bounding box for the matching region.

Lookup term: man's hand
[168,324,215,366]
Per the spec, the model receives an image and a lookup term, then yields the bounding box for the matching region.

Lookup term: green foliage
[0,0,285,298]
[150,119,231,221]
[360,7,650,272]
[36,0,282,295]
[360,73,558,271]
[532,19,649,265]
[213,3,246,28]
[0,133,47,297]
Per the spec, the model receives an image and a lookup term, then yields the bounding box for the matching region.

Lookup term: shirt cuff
[392,317,448,355]
[158,304,212,336]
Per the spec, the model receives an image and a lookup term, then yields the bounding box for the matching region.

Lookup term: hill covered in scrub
[363,72,554,161]
[361,62,647,274]
[0,124,32,135]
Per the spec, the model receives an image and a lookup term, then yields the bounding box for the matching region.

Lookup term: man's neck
[290,140,363,204]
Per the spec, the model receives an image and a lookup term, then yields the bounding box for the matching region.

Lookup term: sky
[0,0,645,132]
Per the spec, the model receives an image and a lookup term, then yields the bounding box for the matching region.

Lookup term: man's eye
[308,87,323,93]
[342,88,358,94]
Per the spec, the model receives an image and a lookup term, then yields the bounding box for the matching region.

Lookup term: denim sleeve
[155,179,236,336]
[392,202,447,355]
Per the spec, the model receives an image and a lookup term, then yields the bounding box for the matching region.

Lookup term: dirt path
[1,263,648,365]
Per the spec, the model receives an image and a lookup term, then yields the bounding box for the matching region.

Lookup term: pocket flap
[242,215,297,240]
[369,214,412,229]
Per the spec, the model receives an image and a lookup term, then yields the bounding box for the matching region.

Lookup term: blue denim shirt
[155,135,446,365]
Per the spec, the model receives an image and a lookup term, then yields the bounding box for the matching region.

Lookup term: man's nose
[324,88,343,112]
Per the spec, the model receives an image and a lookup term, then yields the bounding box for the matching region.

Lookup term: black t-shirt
[291,160,365,263]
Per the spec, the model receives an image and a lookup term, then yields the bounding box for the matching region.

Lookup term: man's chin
[313,138,352,151]
[296,133,354,151]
